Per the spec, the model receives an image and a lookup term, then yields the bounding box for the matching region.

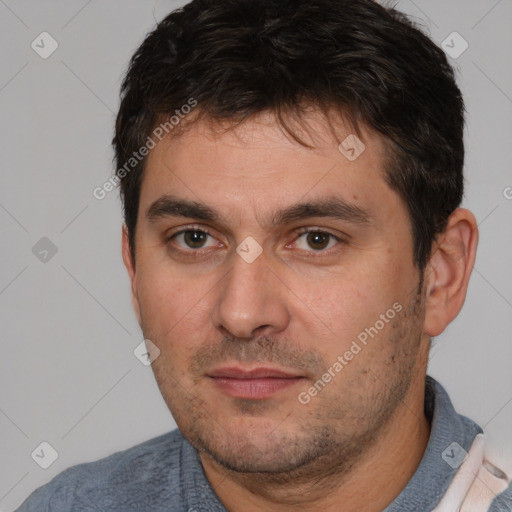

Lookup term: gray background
[1,1,511,510]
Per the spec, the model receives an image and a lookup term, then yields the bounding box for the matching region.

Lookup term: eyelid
[165,225,347,255]
[165,224,346,239]
[165,224,213,240]
[290,228,346,254]
[294,226,345,238]
[165,225,220,253]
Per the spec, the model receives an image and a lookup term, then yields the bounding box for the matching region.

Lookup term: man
[17,0,512,510]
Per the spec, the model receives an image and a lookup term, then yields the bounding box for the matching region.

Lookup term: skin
[122,110,478,511]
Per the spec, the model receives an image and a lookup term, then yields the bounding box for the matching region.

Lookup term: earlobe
[423,208,478,337]
[122,225,142,325]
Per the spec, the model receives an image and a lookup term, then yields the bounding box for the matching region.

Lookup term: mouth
[207,366,305,400]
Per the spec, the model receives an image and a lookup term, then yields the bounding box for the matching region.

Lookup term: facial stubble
[145,280,427,491]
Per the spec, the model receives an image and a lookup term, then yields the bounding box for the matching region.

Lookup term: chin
[188,420,332,474]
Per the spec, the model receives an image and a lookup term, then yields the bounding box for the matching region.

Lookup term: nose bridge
[211,247,289,339]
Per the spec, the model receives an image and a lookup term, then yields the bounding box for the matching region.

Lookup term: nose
[211,247,291,340]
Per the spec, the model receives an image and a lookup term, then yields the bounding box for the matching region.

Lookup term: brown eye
[306,232,330,250]
[170,229,217,251]
[183,230,209,249]
[294,230,340,252]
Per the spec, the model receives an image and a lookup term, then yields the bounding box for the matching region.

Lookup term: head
[116,0,478,479]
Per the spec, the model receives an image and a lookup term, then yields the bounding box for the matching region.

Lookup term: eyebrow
[146,194,372,227]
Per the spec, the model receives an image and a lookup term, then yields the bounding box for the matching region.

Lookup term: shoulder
[16,429,190,512]
[466,457,512,512]
[488,479,512,511]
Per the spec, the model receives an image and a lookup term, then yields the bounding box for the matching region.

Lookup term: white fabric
[432,434,510,512]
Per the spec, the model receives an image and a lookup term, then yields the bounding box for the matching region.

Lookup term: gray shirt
[16,376,512,511]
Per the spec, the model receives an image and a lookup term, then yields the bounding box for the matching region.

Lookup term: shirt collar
[383,375,483,511]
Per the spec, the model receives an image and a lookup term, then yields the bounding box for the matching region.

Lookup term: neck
[200,373,431,512]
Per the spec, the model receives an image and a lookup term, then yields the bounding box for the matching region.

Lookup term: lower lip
[210,377,304,399]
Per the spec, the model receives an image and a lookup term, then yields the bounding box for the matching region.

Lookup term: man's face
[125,111,429,475]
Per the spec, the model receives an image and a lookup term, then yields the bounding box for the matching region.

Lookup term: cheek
[294,259,407,355]
[137,264,211,344]
[301,264,393,321]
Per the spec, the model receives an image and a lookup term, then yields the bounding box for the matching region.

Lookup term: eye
[293,229,343,252]
[166,227,344,257]
[170,229,218,250]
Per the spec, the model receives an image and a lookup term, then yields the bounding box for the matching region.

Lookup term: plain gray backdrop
[1,1,511,510]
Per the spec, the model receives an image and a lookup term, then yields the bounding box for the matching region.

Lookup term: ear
[423,208,478,337]
[122,225,141,326]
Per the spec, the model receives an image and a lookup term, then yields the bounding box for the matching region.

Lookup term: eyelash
[166,226,346,257]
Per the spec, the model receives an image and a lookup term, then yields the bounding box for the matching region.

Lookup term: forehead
[138,110,399,227]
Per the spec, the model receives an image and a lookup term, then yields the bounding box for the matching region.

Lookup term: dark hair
[113,0,464,271]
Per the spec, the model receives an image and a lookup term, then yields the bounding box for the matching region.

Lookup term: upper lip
[208,366,303,379]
